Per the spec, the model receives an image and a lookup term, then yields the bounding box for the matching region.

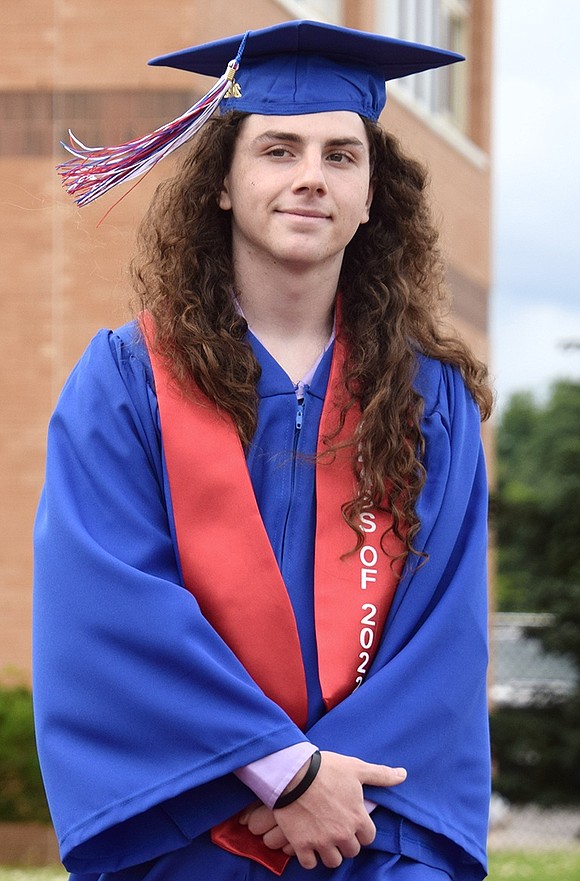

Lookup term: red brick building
[1,0,493,678]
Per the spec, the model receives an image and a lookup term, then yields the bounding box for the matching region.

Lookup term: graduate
[34,19,494,881]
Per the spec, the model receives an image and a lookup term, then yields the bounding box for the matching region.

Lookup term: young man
[34,20,493,881]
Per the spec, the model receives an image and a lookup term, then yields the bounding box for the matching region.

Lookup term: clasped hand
[239,750,407,870]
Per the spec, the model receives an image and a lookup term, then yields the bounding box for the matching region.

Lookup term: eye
[326,151,353,164]
[265,146,293,158]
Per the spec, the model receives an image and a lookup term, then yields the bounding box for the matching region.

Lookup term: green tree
[492,380,580,805]
[495,381,580,664]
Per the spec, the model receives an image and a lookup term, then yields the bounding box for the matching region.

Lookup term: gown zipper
[279,393,306,566]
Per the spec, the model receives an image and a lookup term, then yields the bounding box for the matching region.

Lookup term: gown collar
[247,329,334,401]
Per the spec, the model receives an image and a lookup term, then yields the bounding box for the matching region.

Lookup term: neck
[234,260,339,382]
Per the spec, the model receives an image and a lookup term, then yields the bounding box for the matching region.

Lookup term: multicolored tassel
[57,34,247,207]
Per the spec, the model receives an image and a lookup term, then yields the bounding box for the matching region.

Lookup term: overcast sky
[491,0,580,410]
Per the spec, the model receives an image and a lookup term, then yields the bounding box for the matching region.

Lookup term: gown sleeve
[33,327,307,874]
[305,358,491,880]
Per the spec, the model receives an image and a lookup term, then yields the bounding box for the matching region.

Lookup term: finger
[295,848,318,870]
[262,826,290,850]
[356,815,377,848]
[238,800,261,825]
[318,846,343,869]
[247,807,277,836]
[356,761,407,788]
[338,837,362,859]
[282,844,296,856]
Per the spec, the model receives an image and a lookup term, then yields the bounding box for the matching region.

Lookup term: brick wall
[0,0,493,679]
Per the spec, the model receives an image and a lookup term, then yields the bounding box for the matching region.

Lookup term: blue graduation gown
[33,321,490,880]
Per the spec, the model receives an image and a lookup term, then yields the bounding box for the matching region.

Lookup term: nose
[291,149,328,195]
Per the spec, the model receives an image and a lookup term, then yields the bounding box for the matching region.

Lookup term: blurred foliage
[490,694,580,806]
[0,680,51,823]
[492,380,580,806]
[494,380,580,663]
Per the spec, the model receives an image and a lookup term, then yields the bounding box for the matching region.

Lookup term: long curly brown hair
[131,111,493,557]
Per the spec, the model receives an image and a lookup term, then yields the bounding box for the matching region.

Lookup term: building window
[276,0,343,23]
[376,0,470,131]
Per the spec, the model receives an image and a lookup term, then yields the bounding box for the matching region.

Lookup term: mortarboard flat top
[149,19,464,122]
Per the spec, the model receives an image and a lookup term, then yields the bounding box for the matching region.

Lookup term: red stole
[142,315,405,874]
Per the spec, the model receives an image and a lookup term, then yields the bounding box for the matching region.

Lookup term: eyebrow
[253,131,367,150]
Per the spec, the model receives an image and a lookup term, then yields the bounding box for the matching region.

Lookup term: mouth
[277,208,330,220]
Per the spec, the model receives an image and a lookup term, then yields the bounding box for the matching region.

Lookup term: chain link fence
[488,613,580,851]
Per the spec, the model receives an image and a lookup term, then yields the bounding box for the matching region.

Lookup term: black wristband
[273,749,322,810]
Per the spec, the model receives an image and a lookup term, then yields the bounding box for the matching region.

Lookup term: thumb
[356,761,407,788]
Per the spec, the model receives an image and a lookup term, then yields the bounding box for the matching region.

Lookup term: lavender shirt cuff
[234,742,318,809]
[234,744,378,814]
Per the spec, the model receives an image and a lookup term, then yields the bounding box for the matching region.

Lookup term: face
[219,111,374,275]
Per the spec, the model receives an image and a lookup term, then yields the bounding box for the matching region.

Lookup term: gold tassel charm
[224,60,242,99]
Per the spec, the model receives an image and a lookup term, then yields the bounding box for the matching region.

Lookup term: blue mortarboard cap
[58,20,463,208]
[149,19,464,122]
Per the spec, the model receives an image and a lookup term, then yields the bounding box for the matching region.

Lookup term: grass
[488,850,580,880]
[0,871,67,881]
[0,853,580,880]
